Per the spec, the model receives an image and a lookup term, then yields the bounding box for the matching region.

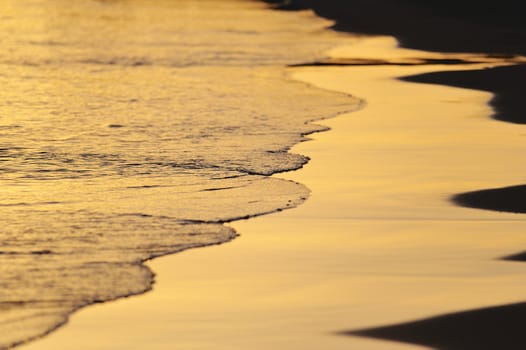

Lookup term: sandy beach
[3,1,526,349]
[21,36,526,349]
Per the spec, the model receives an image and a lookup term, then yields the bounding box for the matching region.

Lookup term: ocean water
[0,0,360,348]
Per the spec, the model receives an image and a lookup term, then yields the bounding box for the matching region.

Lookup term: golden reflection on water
[1,0,363,348]
[21,38,526,349]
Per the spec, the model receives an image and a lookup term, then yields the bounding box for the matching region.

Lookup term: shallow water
[21,45,526,350]
[0,0,360,347]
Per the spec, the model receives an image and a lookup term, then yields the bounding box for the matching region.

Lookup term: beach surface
[21,37,526,350]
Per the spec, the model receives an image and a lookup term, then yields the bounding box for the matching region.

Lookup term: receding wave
[0,0,360,348]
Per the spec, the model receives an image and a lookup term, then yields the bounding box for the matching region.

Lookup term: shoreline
[20,37,526,350]
[6,1,526,349]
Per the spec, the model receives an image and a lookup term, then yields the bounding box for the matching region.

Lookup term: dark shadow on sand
[266,0,526,55]
[401,64,526,124]
[346,302,526,350]
[452,185,526,214]
[502,252,526,262]
[291,57,489,67]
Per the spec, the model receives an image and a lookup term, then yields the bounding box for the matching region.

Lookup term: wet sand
[293,2,526,348]
[21,37,526,350]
